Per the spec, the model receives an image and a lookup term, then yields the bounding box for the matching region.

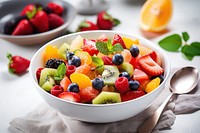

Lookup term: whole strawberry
[77,20,99,31]
[12,19,33,35]
[7,53,30,74]
[48,13,64,30]
[47,2,64,16]
[20,4,35,16]
[97,11,120,30]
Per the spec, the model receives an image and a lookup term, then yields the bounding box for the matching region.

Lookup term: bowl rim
[0,0,77,39]
[30,30,171,107]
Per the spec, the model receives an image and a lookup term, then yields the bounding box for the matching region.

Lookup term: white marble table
[0,0,200,132]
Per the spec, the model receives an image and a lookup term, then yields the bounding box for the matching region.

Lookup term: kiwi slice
[58,43,70,60]
[92,91,121,104]
[42,77,55,91]
[102,65,119,85]
[119,62,134,76]
[39,68,57,87]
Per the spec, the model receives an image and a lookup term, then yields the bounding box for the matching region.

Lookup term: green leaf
[158,34,182,52]
[92,56,104,67]
[113,18,121,26]
[191,42,200,50]
[54,63,66,81]
[112,43,124,52]
[181,45,200,56]
[182,32,190,42]
[107,40,113,51]
[96,41,112,55]
[183,53,194,61]
[26,7,37,19]
[103,12,112,20]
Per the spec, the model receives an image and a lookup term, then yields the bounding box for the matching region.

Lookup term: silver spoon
[138,66,199,133]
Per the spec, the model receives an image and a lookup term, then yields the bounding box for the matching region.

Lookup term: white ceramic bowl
[30,31,170,123]
[0,0,76,45]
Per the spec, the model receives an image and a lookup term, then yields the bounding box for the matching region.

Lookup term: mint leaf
[92,56,104,68]
[54,63,66,81]
[112,43,123,52]
[107,39,113,51]
[158,34,182,52]
[181,45,200,56]
[182,32,190,42]
[113,18,121,26]
[96,41,112,55]
[191,42,200,50]
[183,53,194,61]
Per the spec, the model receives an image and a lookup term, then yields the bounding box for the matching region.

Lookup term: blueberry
[67,83,80,93]
[158,75,164,83]
[66,52,74,60]
[92,78,104,90]
[119,72,131,81]
[43,7,53,14]
[129,80,140,91]
[130,46,139,57]
[68,56,81,67]
[112,54,124,65]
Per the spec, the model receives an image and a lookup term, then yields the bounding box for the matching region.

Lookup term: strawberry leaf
[26,6,37,19]
[113,18,121,26]
[182,32,190,42]
[158,34,182,52]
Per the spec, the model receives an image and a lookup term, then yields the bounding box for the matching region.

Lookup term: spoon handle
[138,93,173,133]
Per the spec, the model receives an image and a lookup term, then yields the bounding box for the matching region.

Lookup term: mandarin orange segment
[121,49,132,62]
[122,37,139,49]
[140,0,173,32]
[75,64,91,75]
[75,51,92,65]
[43,45,59,64]
[70,73,92,90]
[138,45,153,56]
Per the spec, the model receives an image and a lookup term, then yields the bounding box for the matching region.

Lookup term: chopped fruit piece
[82,39,99,56]
[68,56,81,67]
[129,56,141,69]
[66,65,76,77]
[78,20,99,31]
[67,83,80,93]
[102,65,119,85]
[58,43,70,60]
[39,68,57,87]
[137,55,164,76]
[48,13,64,29]
[58,92,80,102]
[20,4,35,16]
[102,85,116,92]
[138,45,152,56]
[139,79,151,90]
[60,76,71,91]
[133,69,149,81]
[50,85,63,97]
[92,78,104,90]
[119,71,131,81]
[112,34,126,48]
[122,37,139,49]
[121,49,132,62]
[36,68,44,81]
[121,90,145,102]
[12,19,33,35]
[43,45,59,64]
[7,53,30,74]
[75,51,92,65]
[70,73,92,90]
[130,45,140,58]
[140,0,173,32]
[47,2,64,15]
[92,91,121,104]
[101,56,113,65]
[97,35,109,42]
[79,87,99,103]
[145,77,161,93]
[119,62,134,76]
[115,77,129,93]
[75,64,90,75]
[70,35,84,51]
[45,58,65,69]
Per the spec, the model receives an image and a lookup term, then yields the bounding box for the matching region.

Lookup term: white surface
[0,0,200,132]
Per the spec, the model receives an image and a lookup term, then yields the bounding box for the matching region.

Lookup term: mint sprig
[92,56,104,68]
[96,39,123,55]
[54,63,66,81]
[158,32,200,60]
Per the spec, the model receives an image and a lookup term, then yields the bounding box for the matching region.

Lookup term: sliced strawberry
[148,51,162,66]
[20,4,35,16]
[129,55,141,69]
[82,39,99,56]
[121,90,146,102]
[133,69,149,81]
[79,87,99,103]
[12,19,33,35]
[97,35,109,42]
[48,13,64,29]
[58,92,80,102]
[138,55,164,76]
[112,34,126,48]
[47,2,64,16]
[30,10,49,33]
[101,56,113,65]
[36,68,44,81]
[78,20,99,31]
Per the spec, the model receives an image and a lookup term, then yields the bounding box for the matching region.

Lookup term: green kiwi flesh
[102,65,119,85]
[119,62,134,76]
[58,43,70,60]
[39,68,57,87]
[92,91,121,104]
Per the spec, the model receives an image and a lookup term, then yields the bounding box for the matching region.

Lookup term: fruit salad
[4,2,64,35]
[36,34,165,104]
